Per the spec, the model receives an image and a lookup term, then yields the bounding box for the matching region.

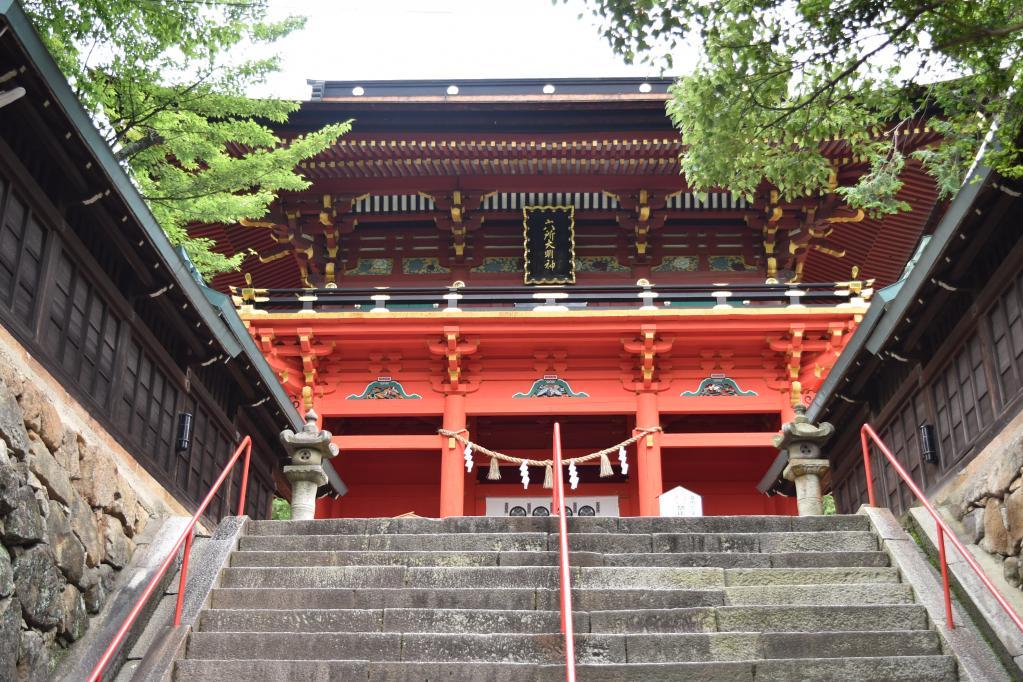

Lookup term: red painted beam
[660,432,777,449]
[333,434,440,451]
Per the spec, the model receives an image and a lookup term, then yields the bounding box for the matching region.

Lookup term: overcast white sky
[254,0,686,100]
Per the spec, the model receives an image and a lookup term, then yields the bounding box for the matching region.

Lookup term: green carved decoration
[681,374,758,397]
[513,375,589,398]
[347,377,422,400]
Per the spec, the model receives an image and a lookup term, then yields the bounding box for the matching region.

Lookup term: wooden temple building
[196,78,947,519]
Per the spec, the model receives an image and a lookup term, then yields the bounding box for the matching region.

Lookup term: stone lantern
[280,410,339,520]
[774,405,835,516]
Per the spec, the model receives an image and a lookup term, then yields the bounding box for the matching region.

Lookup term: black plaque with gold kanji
[523,206,575,284]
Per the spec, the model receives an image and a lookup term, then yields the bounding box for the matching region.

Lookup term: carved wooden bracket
[427,326,480,391]
[621,324,673,391]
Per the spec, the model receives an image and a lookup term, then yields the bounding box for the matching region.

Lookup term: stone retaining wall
[0,362,153,680]
[938,409,1023,593]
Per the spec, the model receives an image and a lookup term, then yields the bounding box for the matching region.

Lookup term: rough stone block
[1005,556,1021,588]
[981,497,1011,555]
[58,583,88,643]
[73,444,117,509]
[68,493,102,567]
[1006,486,1023,552]
[27,440,74,506]
[0,546,11,598]
[0,380,30,460]
[18,386,63,453]
[107,475,138,535]
[98,512,133,568]
[0,361,24,398]
[82,563,115,614]
[2,484,44,545]
[13,544,66,629]
[0,596,18,680]
[962,506,985,544]
[45,501,85,587]
[0,462,19,514]
[17,629,51,682]
[52,429,80,481]
[987,432,1023,496]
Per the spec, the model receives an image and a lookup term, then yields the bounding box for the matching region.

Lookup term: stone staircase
[171,515,960,681]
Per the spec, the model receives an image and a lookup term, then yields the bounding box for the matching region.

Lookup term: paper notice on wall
[659,486,703,517]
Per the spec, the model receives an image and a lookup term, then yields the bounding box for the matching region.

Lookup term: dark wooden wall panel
[830,210,1023,514]
[0,140,278,521]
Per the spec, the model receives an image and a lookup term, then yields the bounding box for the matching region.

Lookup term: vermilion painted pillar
[636,391,663,516]
[439,392,466,517]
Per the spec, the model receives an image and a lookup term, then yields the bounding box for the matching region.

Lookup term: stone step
[238,532,549,552]
[184,631,940,664]
[589,605,928,634]
[722,583,915,606]
[751,655,958,681]
[721,567,901,586]
[244,514,868,537]
[196,605,927,636]
[564,531,877,554]
[173,659,750,682]
[174,656,957,682]
[198,607,583,634]
[209,587,730,611]
[217,564,900,590]
[228,548,890,569]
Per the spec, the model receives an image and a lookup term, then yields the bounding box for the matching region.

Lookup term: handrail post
[860,427,877,507]
[551,423,576,682]
[938,526,955,628]
[173,529,194,627]
[236,440,252,516]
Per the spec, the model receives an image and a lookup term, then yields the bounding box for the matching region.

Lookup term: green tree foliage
[24,0,349,276]
[570,1,1023,215]
[271,497,292,520]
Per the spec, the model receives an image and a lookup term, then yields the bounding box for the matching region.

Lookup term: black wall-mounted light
[920,424,939,465]
[176,413,194,452]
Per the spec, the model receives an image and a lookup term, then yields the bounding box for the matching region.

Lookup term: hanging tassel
[519,461,530,489]
[568,461,579,490]
[463,442,474,472]
[618,445,629,475]
[488,456,501,480]
[543,463,553,489]
[599,452,614,478]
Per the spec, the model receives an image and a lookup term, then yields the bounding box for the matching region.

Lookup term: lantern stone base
[783,458,831,516]
[284,464,328,520]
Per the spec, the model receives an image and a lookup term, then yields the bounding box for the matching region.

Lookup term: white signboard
[659,486,703,517]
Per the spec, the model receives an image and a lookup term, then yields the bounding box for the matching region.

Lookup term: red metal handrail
[86,436,253,682]
[861,423,1023,633]
[551,422,576,682]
